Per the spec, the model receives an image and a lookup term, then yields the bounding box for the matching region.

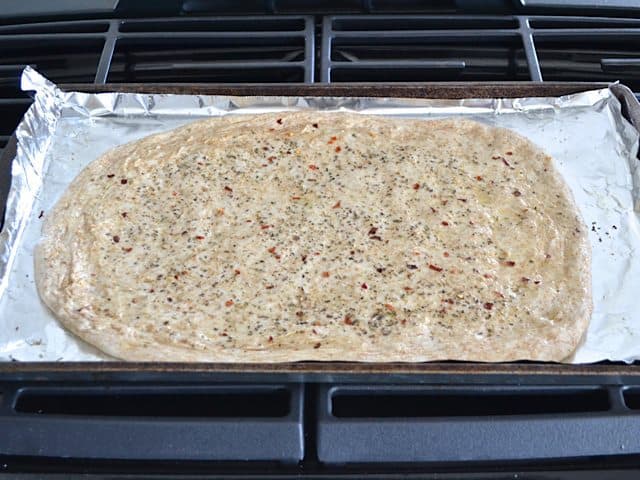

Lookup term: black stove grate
[321,14,640,84]
[2,13,640,154]
[0,15,315,153]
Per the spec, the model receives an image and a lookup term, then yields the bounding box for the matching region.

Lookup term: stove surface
[1,2,640,477]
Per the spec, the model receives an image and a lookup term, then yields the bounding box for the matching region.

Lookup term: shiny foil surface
[0,67,638,362]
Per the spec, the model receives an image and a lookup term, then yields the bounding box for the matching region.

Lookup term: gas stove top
[1,2,640,478]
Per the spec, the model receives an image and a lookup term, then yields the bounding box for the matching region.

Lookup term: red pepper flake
[268,247,277,254]
[384,303,395,311]
[332,200,341,209]
[224,186,233,193]
[534,280,541,285]
[328,136,337,144]
[407,264,418,270]
[484,302,494,310]
[361,283,368,289]
[312,123,319,128]
[403,286,413,292]
[167,297,173,302]
[376,267,384,273]
[301,254,308,263]
[149,288,155,293]
[38,210,44,219]
[120,179,128,185]
[268,336,273,342]
[430,207,437,214]
[234,269,241,275]
[267,156,276,163]
[368,227,378,235]
[501,260,516,267]
[122,247,133,253]
[314,252,321,256]
[262,146,269,151]
[321,271,330,278]
[121,212,127,218]
[506,151,513,156]
[106,174,115,178]
[513,190,522,197]
[491,155,501,160]
[429,264,443,272]
[225,300,234,307]
[172,191,178,197]
[494,291,505,299]
[483,273,493,279]
[443,252,450,257]
[195,235,205,240]
[265,285,275,290]
[276,118,283,125]
[442,298,454,305]
[335,146,342,153]
[545,253,551,259]
[521,277,530,283]
[502,158,511,167]
[296,311,304,317]
[370,235,382,241]
[408,182,419,191]
[112,235,120,243]
[441,221,449,226]
[401,319,407,325]
[260,224,270,230]
[475,175,483,181]
[457,198,467,202]
[216,208,225,216]
[291,196,301,200]
[344,315,354,325]
[314,342,321,349]
[221,332,228,337]
[309,164,319,170]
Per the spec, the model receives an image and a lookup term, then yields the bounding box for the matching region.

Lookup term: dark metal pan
[1,81,639,384]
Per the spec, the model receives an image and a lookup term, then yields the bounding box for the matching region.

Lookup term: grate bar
[330,60,466,69]
[519,16,543,81]
[320,16,333,82]
[94,21,119,84]
[303,16,314,82]
[328,29,519,39]
[534,28,640,38]
[601,58,640,74]
[127,61,307,71]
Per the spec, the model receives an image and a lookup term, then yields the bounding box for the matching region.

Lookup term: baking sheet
[0,67,639,363]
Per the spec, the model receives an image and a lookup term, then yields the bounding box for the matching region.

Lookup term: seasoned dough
[35,113,592,362]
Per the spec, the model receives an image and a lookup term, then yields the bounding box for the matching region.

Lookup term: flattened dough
[35,113,592,362]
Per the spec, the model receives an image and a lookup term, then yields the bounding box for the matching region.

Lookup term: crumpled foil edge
[0,67,63,297]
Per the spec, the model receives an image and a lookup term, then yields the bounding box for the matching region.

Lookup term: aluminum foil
[1,66,639,363]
